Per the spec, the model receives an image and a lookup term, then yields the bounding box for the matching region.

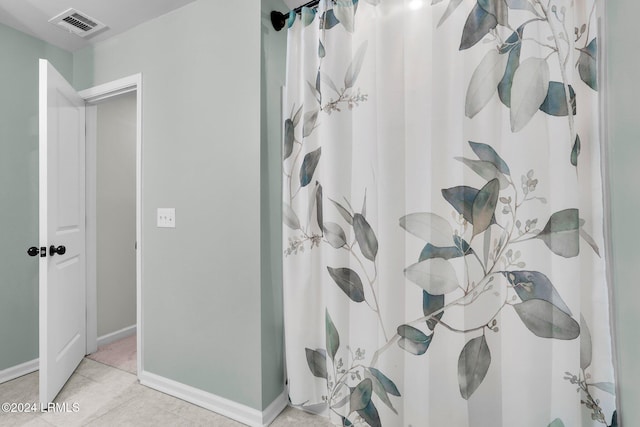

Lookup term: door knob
[27,246,46,257]
[49,245,66,256]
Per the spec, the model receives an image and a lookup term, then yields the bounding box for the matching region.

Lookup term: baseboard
[262,389,289,426]
[97,324,136,348]
[0,359,38,384]
[139,370,288,426]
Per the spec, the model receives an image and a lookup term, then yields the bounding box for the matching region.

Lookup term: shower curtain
[282,0,616,426]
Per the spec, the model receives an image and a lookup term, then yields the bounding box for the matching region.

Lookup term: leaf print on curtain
[282,0,616,426]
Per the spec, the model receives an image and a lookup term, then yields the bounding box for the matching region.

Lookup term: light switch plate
[157,208,176,228]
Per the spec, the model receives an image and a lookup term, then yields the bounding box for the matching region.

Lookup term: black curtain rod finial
[271,10,287,31]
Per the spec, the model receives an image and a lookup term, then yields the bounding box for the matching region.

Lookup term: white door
[38,59,86,405]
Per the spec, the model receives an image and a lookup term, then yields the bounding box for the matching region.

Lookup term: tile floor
[0,359,333,426]
[86,334,136,374]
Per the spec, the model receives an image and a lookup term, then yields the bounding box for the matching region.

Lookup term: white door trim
[79,73,143,376]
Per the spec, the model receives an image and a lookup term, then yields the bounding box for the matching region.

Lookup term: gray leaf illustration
[510,58,550,132]
[399,212,454,247]
[404,258,459,294]
[513,299,580,339]
[353,213,378,261]
[465,49,509,118]
[458,335,491,399]
[345,41,368,89]
[305,348,327,379]
[327,267,365,302]
[580,315,592,369]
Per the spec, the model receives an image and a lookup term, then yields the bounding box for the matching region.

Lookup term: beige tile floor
[0,359,333,426]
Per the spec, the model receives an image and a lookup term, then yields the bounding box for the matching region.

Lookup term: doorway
[87,92,137,373]
[80,75,143,377]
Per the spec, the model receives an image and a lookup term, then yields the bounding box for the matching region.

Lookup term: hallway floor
[86,333,136,374]
[0,359,332,426]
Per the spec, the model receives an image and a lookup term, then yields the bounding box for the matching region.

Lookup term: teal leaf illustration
[469,141,511,175]
[458,335,491,400]
[592,382,616,395]
[342,416,353,426]
[364,369,398,414]
[357,400,381,427]
[580,315,592,370]
[465,49,509,118]
[330,197,354,225]
[460,3,498,50]
[419,244,465,262]
[423,290,445,330]
[535,208,580,258]
[437,0,463,27]
[506,0,539,14]
[350,378,373,412]
[300,147,321,187]
[324,222,347,248]
[503,271,572,315]
[318,40,326,58]
[301,6,316,26]
[611,410,618,427]
[498,46,520,106]
[513,299,580,339]
[442,186,497,225]
[353,213,378,261]
[399,212,455,247]
[283,203,301,230]
[327,267,365,302]
[405,258,459,294]
[326,310,340,361]
[540,82,576,116]
[284,119,294,160]
[334,1,355,33]
[321,9,340,29]
[367,367,401,396]
[305,348,328,379]
[303,110,319,138]
[548,419,565,427]
[345,41,368,89]
[571,134,581,167]
[578,38,597,91]
[510,57,550,132]
[455,157,509,189]
[478,0,509,26]
[472,178,500,238]
[397,325,433,355]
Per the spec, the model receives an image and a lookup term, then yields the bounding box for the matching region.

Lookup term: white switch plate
[157,208,176,228]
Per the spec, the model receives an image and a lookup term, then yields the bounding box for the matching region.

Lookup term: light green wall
[605,2,640,425]
[0,23,73,371]
[74,0,282,410]
[260,0,287,408]
[96,93,137,337]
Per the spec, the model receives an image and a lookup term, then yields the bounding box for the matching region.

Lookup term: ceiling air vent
[48,8,107,38]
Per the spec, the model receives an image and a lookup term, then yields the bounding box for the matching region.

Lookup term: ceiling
[0,0,196,52]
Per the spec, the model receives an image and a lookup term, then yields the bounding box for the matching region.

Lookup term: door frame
[78,73,143,376]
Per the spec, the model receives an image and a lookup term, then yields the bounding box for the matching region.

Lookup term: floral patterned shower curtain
[282,0,617,426]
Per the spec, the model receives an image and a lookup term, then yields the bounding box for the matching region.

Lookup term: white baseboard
[96,324,136,348]
[262,389,288,426]
[139,370,288,427]
[0,359,38,384]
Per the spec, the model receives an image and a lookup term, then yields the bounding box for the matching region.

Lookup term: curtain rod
[271,0,321,31]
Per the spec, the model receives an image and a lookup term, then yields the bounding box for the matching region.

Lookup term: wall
[0,23,73,372]
[605,1,640,425]
[260,0,287,408]
[74,0,283,411]
[96,92,137,338]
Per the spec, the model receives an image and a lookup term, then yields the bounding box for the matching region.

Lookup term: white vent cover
[48,8,107,38]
